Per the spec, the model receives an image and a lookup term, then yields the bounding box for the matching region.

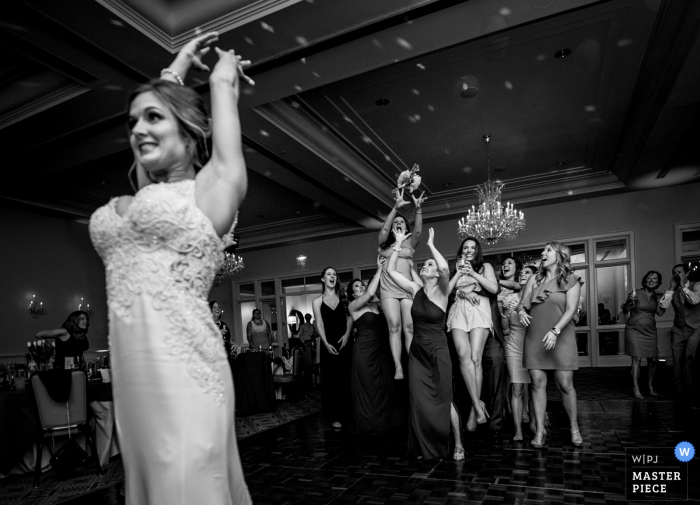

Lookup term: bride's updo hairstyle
[128,79,212,169]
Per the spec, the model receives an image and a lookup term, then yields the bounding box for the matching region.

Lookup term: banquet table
[0,380,119,477]
[231,352,276,416]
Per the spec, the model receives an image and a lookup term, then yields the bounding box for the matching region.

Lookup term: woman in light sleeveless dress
[622,270,665,399]
[500,265,536,441]
[518,242,583,448]
[377,189,424,380]
[90,33,252,504]
[447,237,499,431]
[247,308,273,350]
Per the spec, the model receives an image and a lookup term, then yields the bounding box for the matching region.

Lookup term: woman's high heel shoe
[453,446,466,462]
[531,429,546,448]
[571,427,583,447]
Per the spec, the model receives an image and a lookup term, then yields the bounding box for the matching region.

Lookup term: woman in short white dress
[447,236,499,431]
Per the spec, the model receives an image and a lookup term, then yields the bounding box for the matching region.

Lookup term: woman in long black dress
[622,270,665,399]
[388,228,464,461]
[313,266,354,429]
[36,310,90,368]
[348,256,402,434]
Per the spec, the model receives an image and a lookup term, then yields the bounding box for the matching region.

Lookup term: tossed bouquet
[393,164,422,196]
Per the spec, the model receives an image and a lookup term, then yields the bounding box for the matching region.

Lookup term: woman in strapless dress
[89,33,253,504]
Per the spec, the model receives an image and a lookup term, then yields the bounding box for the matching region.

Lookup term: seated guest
[247,308,273,350]
[298,313,316,344]
[36,310,90,368]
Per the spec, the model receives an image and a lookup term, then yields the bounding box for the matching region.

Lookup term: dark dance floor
[62,366,699,504]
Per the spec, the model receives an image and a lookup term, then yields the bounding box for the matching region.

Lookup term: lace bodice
[89,180,227,404]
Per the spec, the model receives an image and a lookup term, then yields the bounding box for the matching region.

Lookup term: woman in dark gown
[348,257,402,434]
[388,228,465,461]
[622,270,665,399]
[313,266,354,429]
[517,241,582,448]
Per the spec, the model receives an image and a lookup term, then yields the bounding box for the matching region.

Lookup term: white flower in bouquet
[409,175,422,192]
[394,164,422,195]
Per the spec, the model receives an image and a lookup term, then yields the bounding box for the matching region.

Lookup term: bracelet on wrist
[393,247,402,252]
[160,68,184,86]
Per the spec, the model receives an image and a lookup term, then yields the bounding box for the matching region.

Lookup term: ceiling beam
[610,0,700,183]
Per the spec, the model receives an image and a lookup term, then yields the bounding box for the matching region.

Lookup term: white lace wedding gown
[89,180,251,505]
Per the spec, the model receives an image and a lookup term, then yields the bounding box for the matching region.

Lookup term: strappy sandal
[453,446,466,462]
[571,427,583,447]
[531,429,547,448]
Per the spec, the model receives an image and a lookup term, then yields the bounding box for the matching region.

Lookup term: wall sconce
[28,294,44,315]
[78,297,91,313]
[296,255,307,267]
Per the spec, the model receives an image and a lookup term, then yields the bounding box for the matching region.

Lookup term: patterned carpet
[0,390,322,505]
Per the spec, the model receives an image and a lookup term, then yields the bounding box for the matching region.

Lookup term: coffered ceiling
[1,0,699,251]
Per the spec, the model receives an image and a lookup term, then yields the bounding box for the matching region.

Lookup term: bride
[90,32,252,504]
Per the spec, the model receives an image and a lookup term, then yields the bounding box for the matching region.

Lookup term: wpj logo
[625,444,691,501]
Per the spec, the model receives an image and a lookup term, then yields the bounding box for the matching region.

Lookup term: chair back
[301,348,313,367]
[292,348,302,378]
[31,371,88,430]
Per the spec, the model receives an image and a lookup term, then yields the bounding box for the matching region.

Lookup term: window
[360,268,377,283]
[596,238,627,261]
[679,226,700,282]
[594,236,631,357]
[260,280,276,297]
[239,283,255,297]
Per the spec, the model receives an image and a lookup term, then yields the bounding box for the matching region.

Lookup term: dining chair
[31,370,102,487]
[272,348,303,401]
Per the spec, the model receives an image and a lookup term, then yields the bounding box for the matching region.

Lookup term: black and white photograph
[1,0,699,503]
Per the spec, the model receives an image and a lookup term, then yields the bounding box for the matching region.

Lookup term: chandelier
[215,214,244,285]
[458,135,525,245]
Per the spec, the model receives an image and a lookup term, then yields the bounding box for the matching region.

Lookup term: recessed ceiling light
[460,85,478,98]
[376,98,390,106]
[555,49,571,59]
[556,161,566,165]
